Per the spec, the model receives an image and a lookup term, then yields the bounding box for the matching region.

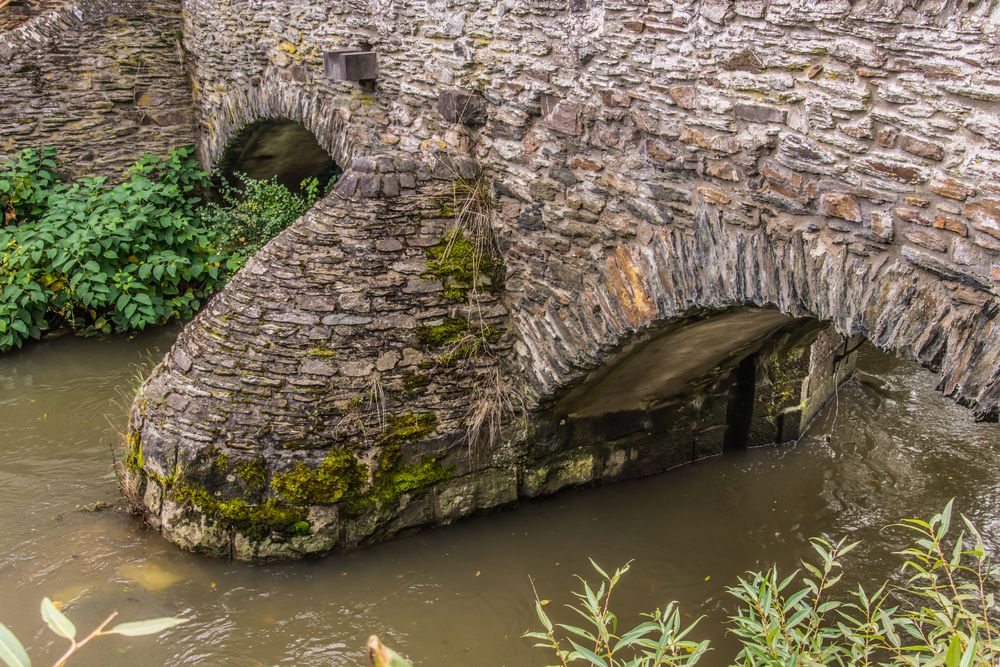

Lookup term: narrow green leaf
[567,639,607,667]
[108,617,187,637]
[0,622,30,667]
[40,598,75,641]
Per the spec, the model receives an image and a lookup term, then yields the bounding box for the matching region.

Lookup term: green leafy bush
[197,172,322,273]
[0,147,224,351]
[525,502,999,666]
[0,148,329,353]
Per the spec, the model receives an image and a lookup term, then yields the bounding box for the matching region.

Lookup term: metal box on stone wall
[323,49,377,82]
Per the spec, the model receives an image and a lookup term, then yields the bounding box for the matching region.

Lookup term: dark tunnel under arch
[217,118,340,192]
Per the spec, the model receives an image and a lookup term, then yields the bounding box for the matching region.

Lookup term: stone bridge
[4,0,1000,559]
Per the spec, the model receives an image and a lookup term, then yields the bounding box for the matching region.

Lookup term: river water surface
[0,330,997,666]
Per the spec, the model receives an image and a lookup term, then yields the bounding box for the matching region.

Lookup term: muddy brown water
[0,329,997,666]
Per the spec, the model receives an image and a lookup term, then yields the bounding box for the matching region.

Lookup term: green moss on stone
[171,485,307,540]
[415,317,470,347]
[425,230,501,303]
[379,412,437,448]
[353,412,450,507]
[210,446,230,476]
[124,432,143,473]
[305,346,338,358]
[402,371,431,396]
[372,455,452,506]
[236,457,267,492]
[272,448,366,505]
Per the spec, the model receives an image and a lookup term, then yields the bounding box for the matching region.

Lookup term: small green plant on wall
[196,172,326,273]
[0,598,184,667]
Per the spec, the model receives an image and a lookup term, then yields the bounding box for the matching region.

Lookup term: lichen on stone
[305,346,338,358]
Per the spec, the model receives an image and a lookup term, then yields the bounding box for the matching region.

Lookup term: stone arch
[511,201,1000,421]
[199,71,362,177]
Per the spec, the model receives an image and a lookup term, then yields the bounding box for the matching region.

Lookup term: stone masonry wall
[125,0,1000,558]
[0,0,196,179]
[179,0,1000,415]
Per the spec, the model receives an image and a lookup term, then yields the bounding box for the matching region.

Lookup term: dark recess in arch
[217,118,340,192]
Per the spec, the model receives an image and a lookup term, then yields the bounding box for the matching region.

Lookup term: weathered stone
[875,126,899,148]
[437,89,487,126]
[819,193,862,222]
[339,360,374,378]
[905,229,950,253]
[543,100,582,136]
[964,200,1000,241]
[301,359,337,377]
[930,175,975,201]
[858,157,929,184]
[734,103,787,124]
[933,215,968,237]
[868,211,894,242]
[734,0,765,17]
[375,239,404,252]
[375,350,400,372]
[668,86,698,110]
[321,314,373,326]
[900,135,946,161]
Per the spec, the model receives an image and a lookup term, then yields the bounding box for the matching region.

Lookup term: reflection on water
[0,335,997,666]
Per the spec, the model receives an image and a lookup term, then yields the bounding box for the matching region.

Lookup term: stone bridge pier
[127,152,516,558]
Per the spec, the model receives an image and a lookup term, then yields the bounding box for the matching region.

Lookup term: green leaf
[568,639,607,666]
[0,622,30,667]
[40,598,75,641]
[945,633,962,667]
[108,617,187,637]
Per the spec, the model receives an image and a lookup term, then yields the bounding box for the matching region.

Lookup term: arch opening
[528,308,863,492]
[217,118,340,192]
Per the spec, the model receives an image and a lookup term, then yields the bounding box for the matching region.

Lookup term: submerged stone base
[125,309,854,560]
